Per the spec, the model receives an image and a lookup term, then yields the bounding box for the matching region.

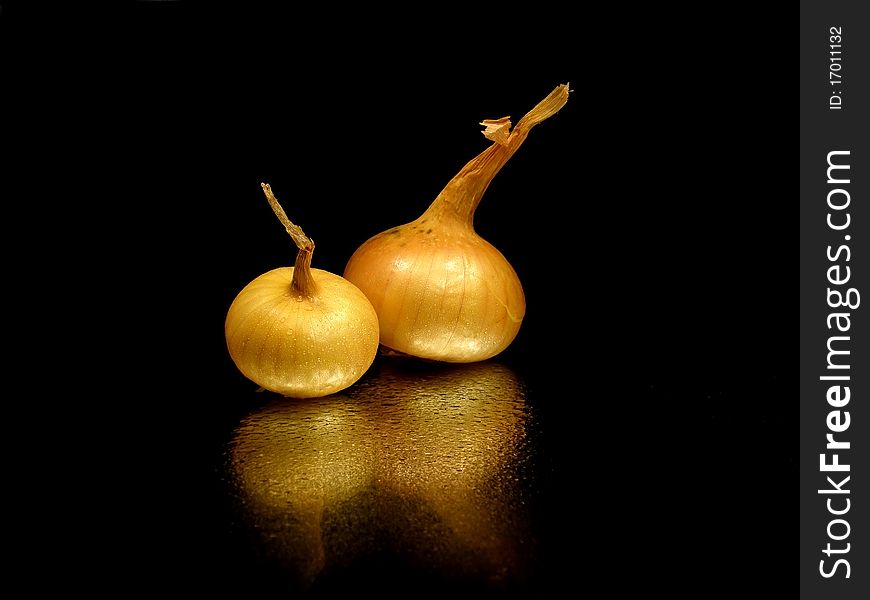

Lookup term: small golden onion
[345,84,570,363]
[226,184,379,398]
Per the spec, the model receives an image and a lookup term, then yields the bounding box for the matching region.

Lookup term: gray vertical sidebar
[800,1,868,599]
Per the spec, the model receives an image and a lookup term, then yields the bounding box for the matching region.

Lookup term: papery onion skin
[226,267,380,398]
[344,222,524,363]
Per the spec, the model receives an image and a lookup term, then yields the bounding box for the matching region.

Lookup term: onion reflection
[228,395,375,587]
[227,360,532,590]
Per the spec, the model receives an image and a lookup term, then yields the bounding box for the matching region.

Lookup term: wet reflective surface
[224,360,535,592]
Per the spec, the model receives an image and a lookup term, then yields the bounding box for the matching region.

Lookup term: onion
[344,84,570,362]
[225,184,380,398]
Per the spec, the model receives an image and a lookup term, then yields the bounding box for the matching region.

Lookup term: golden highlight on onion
[344,84,570,363]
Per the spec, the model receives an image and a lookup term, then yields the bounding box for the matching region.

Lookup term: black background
[3,3,792,594]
